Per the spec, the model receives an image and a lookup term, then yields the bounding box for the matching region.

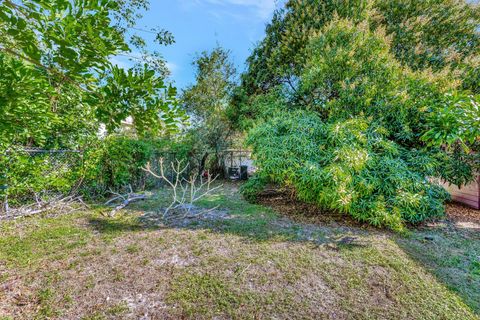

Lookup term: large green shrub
[245,111,449,231]
[240,19,467,231]
[83,136,155,194]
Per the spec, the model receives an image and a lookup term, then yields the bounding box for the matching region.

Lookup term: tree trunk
[199,152,209,175]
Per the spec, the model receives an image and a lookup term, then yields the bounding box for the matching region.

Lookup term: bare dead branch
[142,158,223,220]
[104,185,147,217]
[0,193,86,221]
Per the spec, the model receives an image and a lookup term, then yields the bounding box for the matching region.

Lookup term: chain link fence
[0,148,84,215]
[0,148,191,217]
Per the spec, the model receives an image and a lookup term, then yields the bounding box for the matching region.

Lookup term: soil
[256,188,480,230]
[256,189,375,230]
[446,202,480,230]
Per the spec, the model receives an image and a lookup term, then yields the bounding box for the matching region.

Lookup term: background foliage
[181,47,237,175]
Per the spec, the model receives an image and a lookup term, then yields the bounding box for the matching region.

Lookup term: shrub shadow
[394,222,480,314]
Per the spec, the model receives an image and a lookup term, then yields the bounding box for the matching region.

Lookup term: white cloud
[109,55,133,70]
[182,0,277,20]
[166,62,179,75]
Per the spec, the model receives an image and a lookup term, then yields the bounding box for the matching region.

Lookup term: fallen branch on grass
[1,193,86,220]
[104,185,147,216]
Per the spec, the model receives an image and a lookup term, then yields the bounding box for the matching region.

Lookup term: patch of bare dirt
[446,203,480,230]
[256,189,373,230]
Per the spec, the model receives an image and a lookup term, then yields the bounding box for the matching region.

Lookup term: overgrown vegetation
[82,135,193,195]
[246,111,450,231]
[0,1,478,317]
[0,0,192,207]
[235,1,479,230]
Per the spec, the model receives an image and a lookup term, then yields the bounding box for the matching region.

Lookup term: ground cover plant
[0,184,479,319]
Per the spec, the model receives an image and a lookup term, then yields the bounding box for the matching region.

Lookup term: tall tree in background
[181,47,236,175]
[0,0,185,149]
[234,0,479,105]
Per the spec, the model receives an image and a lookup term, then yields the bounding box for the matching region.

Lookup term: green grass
[168,273,251,317]
[0,215,91,268]
[397,228,480,313]
[0,184,478,319]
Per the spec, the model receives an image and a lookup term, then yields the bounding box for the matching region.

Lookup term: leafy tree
[235,0,479,104]
[181,47,237,174]
[422,92,480,186]
[374,0,479,92]
[0,0,184,149]
[241,17,477,230]
[299,19,455,147]
[97,66,185,137]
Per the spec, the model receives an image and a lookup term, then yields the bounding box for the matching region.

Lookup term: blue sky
[111,0,283,90]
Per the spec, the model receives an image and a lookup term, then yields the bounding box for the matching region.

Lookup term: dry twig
[142,158,222,220]
[0,192,85,220]
[104,185,147,217]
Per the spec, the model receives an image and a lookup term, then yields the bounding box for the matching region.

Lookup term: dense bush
[239,19,472,231]
[83,136,156,194]
[82,135,194,195]
[0,149,83,206]
[245,111,450,231]
[0,136,195,206]
[422,92,480,150]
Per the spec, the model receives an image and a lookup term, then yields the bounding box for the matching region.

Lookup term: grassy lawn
[0,184,479,319]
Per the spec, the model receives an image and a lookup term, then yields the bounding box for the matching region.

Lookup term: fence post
[0,151,8,216]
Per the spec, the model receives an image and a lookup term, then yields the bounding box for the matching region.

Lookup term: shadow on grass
[394,225,480,314]
[87,216,156,236]
[86,184,374,252]
[88,184,479,315]
[97,185,375,252]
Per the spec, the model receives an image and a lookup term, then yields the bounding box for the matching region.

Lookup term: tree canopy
[181,47,237,174]
[0,0,185,149]
[236,0,479,99]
